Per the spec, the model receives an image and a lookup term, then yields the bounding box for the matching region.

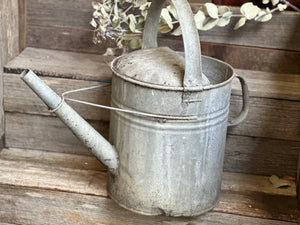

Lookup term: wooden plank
[18,0,27,52]
[0,0,20,150]
[26,0,300,51]
[0,148,106,171]
[0,148,298,222]
[4,112,300,176]
[5,113,109,155]
[0,153,108,196]
[159,40,300,74]
[233,69,300,100]
[5,48,113,81]
[0,185,296,225]
[215,190,298,222]
[4,73,112,121]
[224,135,300,177]
[0,0,19,64]
[228,96,300,141]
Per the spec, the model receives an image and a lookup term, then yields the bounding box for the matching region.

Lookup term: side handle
[228,75,249,127]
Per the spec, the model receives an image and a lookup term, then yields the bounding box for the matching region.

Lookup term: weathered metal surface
[109,55,235,216]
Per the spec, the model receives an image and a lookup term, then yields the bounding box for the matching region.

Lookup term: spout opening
[20,69,30,78]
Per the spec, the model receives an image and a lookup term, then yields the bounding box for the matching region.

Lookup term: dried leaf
[103,48,115,56]
[167,4,178,20]
[234,17,246,30]
[278,3,288,11]
[218,11,232,27]
[218,6,230,15]
[157,22,172,33]
[255,10,272,22]
[241,2,260,20]
[112,17,121,28]
[128,14,137,32]
[129,36,142,49]
[139,2,151,11]
[202,18,219,30]
[271,0,280,6]
[194,10,218,31]
[90,18,98,28]
[135,0,147,7]
[194,10,206,30]
[204,3,219,19]
[269,175,291,188]
[92,1,101,10]
[171,26,182,36]
[161,8,173,29]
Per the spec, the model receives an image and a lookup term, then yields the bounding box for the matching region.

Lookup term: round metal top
[112,47,210,88]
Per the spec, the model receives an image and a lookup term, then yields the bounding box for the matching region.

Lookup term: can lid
[112,47,210,88]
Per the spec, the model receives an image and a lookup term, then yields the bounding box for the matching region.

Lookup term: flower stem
[281,0,300,12]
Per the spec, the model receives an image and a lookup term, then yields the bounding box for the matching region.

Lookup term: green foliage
[90,0,298,55]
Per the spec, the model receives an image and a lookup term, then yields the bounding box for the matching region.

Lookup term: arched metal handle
[142,0,202,89]
[228,75,249,127]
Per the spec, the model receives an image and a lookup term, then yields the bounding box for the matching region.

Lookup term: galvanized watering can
[21,0,249,217]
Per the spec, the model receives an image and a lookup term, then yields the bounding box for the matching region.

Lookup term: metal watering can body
[21,0,249,217]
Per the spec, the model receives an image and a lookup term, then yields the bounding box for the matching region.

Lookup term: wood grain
[4,48,114,81]
[5,112,109,155]
[0,0,20,150]
[0,184,296,225]
[4,73,112,121]
[161,40,300,74]
[24,26,300,74]
[26,0,300,51]
[18,0,27,52]
[228,96,300,141]
[0,148,298,223]
[224,135,300,177]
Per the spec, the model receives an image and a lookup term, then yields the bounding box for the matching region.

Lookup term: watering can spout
[20,70,119,175]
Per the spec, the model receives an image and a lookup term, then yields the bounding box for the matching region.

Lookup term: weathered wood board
[0,184,296,225]
[161,40,300,74]
[26,1,300,51]
[5,113,109,155]
[0,0,19,149]
[0,148,298,223]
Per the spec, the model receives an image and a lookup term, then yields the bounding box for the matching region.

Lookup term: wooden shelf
[0,148,298,224]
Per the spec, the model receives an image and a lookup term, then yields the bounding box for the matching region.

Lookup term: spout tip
[20,69,30,79]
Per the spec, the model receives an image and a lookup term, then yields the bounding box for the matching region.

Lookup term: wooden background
[0,0,20,149]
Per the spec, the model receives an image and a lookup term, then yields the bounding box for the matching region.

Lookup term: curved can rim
[111,54,235,92]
